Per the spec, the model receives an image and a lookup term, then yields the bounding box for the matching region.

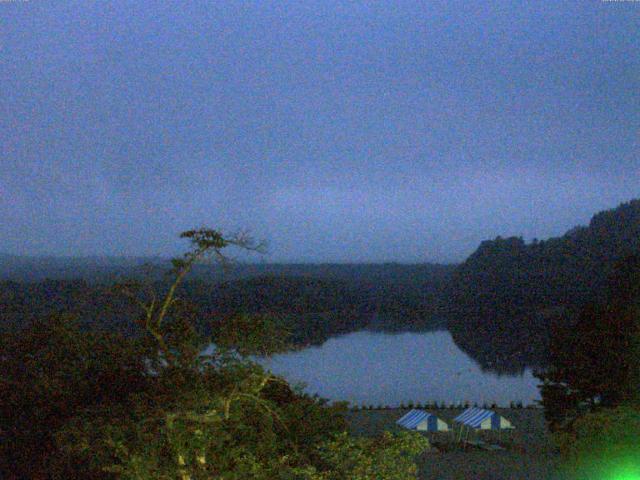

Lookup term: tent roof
[453,408,497,428]
[396,409,433,429]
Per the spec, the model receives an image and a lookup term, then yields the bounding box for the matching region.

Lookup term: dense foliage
[535,255,640,432]
[535,254,640,478]
[0,314,150,477]
[0,229,430,479]
[446,199,640,372]
[554,405,640,479]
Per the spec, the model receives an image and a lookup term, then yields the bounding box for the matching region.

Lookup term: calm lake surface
[258,331,541,407]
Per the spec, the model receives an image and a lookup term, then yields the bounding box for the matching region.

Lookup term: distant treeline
[0,255,455,285]
[0,264,453,347]
[445,199,640,371]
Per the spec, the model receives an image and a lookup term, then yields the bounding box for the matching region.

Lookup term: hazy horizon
[2,1,639,262]
[2,195,637,264]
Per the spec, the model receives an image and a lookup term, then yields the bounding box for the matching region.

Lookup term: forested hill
[446,198,640,372]
[0,263,455,346]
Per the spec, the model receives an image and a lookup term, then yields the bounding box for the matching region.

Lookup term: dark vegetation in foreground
[0,230,430,479]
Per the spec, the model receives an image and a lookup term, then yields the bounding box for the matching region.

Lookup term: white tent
[396,409,449,432]
[453,408,514,430]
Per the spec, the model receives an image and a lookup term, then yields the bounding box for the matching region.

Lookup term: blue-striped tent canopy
[453,408,514,430]
[396,409,449,432]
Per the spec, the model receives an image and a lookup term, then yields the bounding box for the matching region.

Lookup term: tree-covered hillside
[0,263,453,347]
[446,199,640,372]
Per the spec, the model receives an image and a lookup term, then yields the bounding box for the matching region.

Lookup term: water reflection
[259,330,541,407]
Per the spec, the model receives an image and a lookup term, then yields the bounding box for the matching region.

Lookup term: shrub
[555,405,640,479]
[311,431,431,480]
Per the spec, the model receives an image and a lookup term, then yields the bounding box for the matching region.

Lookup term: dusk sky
[1,1,639,263]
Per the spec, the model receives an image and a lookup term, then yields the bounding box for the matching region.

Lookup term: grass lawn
[346,408,562,480]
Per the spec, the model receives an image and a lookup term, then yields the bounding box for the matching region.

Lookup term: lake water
[258,330,541,407]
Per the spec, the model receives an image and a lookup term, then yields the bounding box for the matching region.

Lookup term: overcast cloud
[1,1,639,262]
